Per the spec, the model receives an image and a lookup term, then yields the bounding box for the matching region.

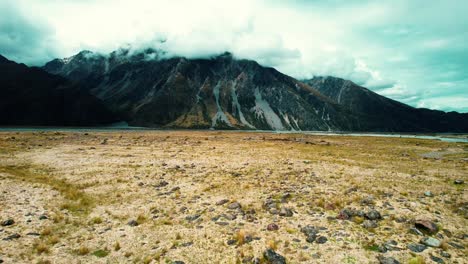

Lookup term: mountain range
[0,55,116,126]
[1,49,467,132]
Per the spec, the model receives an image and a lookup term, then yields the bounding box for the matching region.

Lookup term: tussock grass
[0,164,95,214]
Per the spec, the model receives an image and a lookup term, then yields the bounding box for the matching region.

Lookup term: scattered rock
[420,237,441,248]
[409,227,424,236]
[263,249,286,264]
[227,239,237,246]
[3,233,20,241]
[301,226,318,243]
[454,179,464,184]
[447,241,464,249]
[267,223,279,231]
[440,251,451,258]
[365,209,382,220]
[155,181,169,187]
[216,199,229,206]
[221,213,237,221]
[363,220,378,229]
[279,207,293,217]
[430,255,444,264]
[227,202,241,210]
[172,261,185,264]
[361,195,375,205]
[377,255,400,264]
[1,219,14,226]
[316,236,327,244]
[414,219,439,235]
[26,232,41,236]
[39,215,48,220]
[127,220,139,226]
[185,214,201,222]
[424,191,433,197]
[407,243,427,252]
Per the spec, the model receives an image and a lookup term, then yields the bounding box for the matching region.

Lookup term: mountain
[43,49,468,132]
[44,50,365,130]
[0,55,117,126]
[304,76,468,132]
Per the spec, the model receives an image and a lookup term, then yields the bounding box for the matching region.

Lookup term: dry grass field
[0,131,466,264]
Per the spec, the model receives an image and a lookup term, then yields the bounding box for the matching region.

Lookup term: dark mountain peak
[0,56,117,126]
[0,54,10,63]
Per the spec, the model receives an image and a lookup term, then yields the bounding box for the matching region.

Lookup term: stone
[263,249,286,264]
[363,220,378,229]
[430,255,444,264]
[216,199,229,206]
[26,232,41,236]
[447,241,464,249]
[424,191,433,197]
[407,243,427,252]
[39,215,48,220]
[155,181,169,187]
[409,227,424,236]
[365,209,382,220]
[172,261,185,264]
[127,220,139,226]
[377,255,400,264]
[222,214,237,221]
[3,233,20,241]
[1,219,14,226]
[414,219,438,235]
[227,202,241,210]
[267,223,279,231]
[454,179,464,184]
[421,237,441,247]
[185,214,201,222]
[279,207,293,217]
[361,195,375,205]
[440,251,451,258]
[316,236,327,244]
[227,239,236,245]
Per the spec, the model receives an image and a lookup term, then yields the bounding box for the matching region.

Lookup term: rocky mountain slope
[44,50,362,131]
[304,77,468,132]
[0,55,116,126]
[43,49,468,132]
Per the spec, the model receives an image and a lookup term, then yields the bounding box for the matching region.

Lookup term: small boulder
[424,191,433,197]
[216,199,229,206]
[414,219,438,235]
[316,236,327,244]
[407,243,427,252]
[377,255,400,264]
[279,207,293,217]
[365,209,382,220]
[127,220,139,226]
[363,220,378,229]
[227,202,241,210]
[1,219,14,226]
[263,249,286,264]
[421,237,441,248]
[454,179,464,185]
[267,223,279,231]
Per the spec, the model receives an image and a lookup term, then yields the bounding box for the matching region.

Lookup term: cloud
[0,0,57,64]
[0,0,467,112]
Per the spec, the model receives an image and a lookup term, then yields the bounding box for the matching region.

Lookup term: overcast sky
[1,0,467,112]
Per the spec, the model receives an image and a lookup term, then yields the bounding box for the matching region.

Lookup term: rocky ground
[0,131,466,264]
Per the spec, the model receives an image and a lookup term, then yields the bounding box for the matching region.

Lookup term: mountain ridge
[0,54,117,126]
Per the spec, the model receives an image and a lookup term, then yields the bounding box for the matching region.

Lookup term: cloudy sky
[1,0,467,112]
